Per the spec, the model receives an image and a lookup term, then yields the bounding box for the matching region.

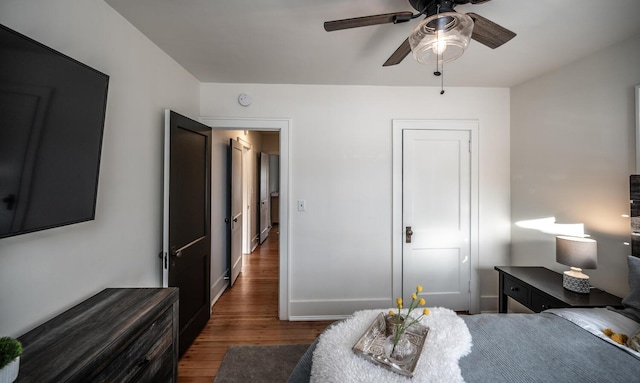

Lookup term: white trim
[237,137,252,149]
[480,295,499,313]
[161,109,171,288]
[636,85,640,173]
[238,133,254,256]
[289,315,352,321]
[200,117,291,320]
[210,274,230,310]
[241,144,251,255]
[392,119,480,314]
[289,298,391,318]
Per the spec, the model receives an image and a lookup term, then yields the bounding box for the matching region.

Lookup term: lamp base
[563,268,590,294]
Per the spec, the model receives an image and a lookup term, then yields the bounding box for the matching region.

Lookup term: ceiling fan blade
[383,38,411,67]
[324,12,413,32]
[467,12,516,49]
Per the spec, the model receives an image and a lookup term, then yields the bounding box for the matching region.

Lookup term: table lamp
[556,235,597,294]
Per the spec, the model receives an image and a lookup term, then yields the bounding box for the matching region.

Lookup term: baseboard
[479,295,498,313]
[289,298,391,318]
[288,296,500,317]
[210,273,229,310]
[289,314,353,321]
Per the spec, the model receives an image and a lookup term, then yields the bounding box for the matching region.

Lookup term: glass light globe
[409,12,474,64]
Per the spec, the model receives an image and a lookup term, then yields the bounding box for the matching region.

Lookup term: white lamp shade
[409,12,474,64]
[556,235,598,269]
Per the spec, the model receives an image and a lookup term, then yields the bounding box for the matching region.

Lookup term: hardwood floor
[178,225,335,383]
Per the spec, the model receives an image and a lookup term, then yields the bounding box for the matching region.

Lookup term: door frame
[236,138,253,255]
[200,117,290,320]
[392,119,480,314]
[259,152,271,244]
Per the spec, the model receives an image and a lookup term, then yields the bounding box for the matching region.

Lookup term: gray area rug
[214,344,310,383]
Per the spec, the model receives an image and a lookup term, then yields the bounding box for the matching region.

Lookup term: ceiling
[105,0,640,88]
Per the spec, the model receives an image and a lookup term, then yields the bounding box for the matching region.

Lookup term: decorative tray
[352,313,429,377]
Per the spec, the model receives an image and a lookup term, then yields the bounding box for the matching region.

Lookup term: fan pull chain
[433,41,445,95]
[433,62,445,95]
[433,2,445,95]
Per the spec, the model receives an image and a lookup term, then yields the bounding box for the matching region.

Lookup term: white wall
[0,0,200,336]
[511,33,640,298]
[201,84,511,316]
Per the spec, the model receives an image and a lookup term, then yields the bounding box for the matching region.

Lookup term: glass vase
[383,333,417,366]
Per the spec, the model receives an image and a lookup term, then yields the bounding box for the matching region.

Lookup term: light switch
[297,200,306,211]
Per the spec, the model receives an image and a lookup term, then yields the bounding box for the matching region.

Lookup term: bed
[287,256,640,382]
[459,308,640,382]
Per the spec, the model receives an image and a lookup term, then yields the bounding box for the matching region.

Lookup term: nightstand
[495,266,622,313]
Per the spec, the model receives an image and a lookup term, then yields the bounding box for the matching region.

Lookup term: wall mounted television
[0,23,109,239]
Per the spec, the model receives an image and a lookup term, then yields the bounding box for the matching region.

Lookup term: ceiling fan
[324,0,516,67]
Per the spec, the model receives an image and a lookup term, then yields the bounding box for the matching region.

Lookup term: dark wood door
[163,110,211,356]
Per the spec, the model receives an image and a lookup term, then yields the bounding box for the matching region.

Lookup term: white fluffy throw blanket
[310,307,472,383]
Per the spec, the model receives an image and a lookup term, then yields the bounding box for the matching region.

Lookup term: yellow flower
[386,283,428,355]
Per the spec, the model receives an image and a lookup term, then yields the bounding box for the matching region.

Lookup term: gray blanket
[288,313,640,382]
[460,313,639,383]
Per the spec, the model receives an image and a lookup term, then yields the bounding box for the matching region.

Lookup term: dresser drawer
[530,291,567,313]
[132,345,175,383]
[503,275,529,304]
[92,307,174,382]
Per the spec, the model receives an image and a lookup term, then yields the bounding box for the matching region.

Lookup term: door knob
[170,246,182,258]
[406,226,413,243]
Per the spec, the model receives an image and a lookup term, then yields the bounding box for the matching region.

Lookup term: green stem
[391,310,424,355]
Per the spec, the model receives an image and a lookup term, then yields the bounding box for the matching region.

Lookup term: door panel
[403,129,470,311]
[229,139,243,286]
[163,110,211,357]
[408,248,462,293]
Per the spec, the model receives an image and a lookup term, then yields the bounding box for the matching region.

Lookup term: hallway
[177,226,335,382]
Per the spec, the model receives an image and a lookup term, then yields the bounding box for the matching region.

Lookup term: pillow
[617,256,640,322]
[628,329,640,351]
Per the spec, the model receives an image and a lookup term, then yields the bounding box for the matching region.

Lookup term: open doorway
[237,132,280,260]
[201,117,290,320]
[236,133,280,255]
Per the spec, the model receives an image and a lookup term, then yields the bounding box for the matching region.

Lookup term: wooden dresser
[16,288,179,383]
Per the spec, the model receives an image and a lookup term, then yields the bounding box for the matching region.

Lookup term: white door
[402,129,471,311]
[229,139,243,286]
[259,152,270,243]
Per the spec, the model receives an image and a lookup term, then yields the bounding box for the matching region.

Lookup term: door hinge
[468,140,471,153]
[468,280,471,293]
[159,251,168,269]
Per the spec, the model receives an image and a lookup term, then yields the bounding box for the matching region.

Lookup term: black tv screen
[0,23,109,239]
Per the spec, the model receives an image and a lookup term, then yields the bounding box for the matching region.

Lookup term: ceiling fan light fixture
[409,12,474,64]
